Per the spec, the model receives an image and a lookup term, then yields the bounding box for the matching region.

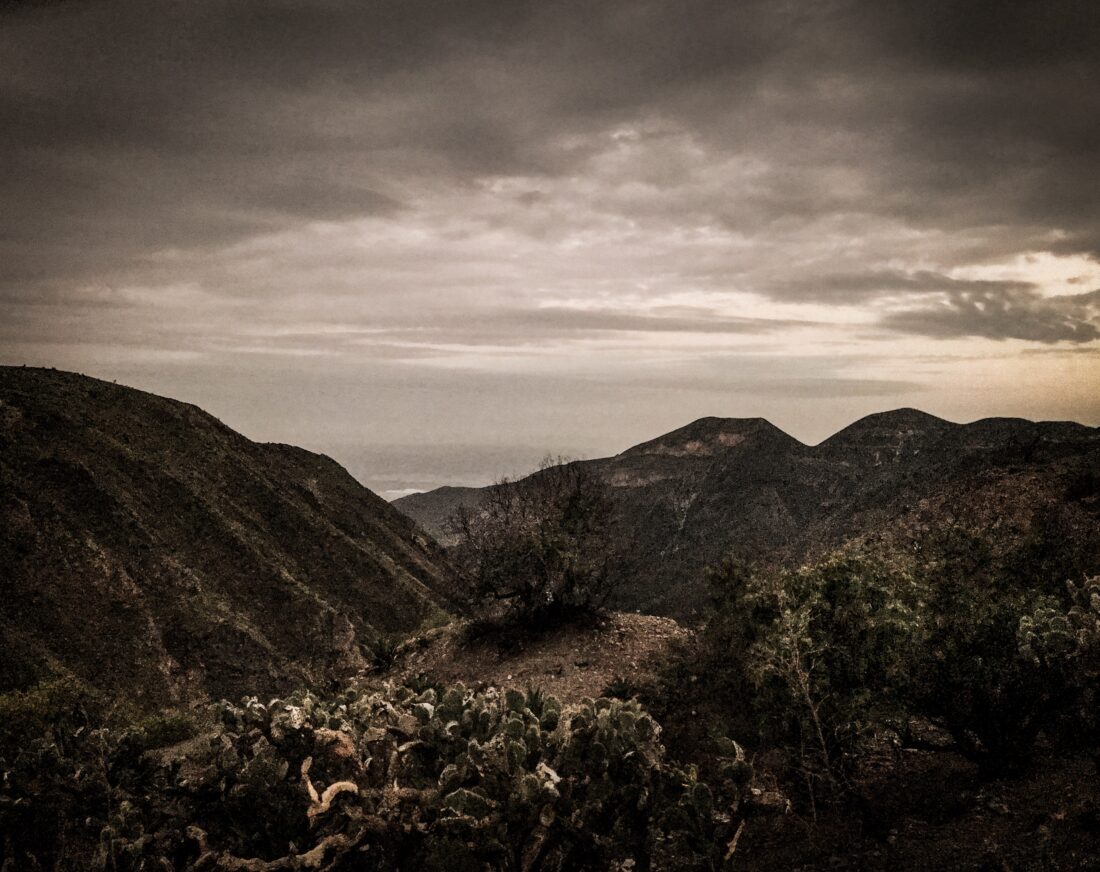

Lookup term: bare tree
[448,456,618,627]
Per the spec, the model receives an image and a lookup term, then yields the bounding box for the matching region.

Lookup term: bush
[908,577,1067,772]
[602,676,644,701]
[700,554,918,806]
[1017,575,1100,751]
[129,711,198,750]
[905,532,1094,773]
[449,457,620,628]
[691,535,1099,790]
[365,633,402,674]
[0,675,97,756]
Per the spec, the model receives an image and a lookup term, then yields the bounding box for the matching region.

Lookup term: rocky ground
[735,746,1100,870]
[381,611,690,704]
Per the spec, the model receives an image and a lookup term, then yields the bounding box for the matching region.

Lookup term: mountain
[0,367,456,710]
[392,485,488,544]
[395,408,1100,619]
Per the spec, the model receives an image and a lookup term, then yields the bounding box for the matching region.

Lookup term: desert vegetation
[0,678,756,870]
[3,372,1099,869]
[636,526,1100,866]
[684,551,1100,789]
[5,498,1098,870]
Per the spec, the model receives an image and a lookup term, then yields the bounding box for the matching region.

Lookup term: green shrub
[365,633,403,674]
[908,578,1064,772]
[1017,575,1100,750]
[697,553,918,805]
[0,675,97,756]
[904,531,1095,773]
[696,533,1100,791]
[602,675,643,700]
[129,711,198,750]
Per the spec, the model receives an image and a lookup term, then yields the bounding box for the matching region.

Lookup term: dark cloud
[0,0,550,286]
[493,307,817,335]
[767,271,1039,304]
[2,0,1100,490]
[883,287,1100,344]
[3,0,1099,288]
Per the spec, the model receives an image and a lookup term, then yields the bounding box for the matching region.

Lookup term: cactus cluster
[1018,576,1100,667]
[0,681,752,871]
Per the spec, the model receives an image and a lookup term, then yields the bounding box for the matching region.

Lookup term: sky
[2,0,1099,495]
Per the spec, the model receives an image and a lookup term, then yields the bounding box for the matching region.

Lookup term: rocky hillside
[0,367,456,710]
[396,409,1100,619]
[393,485,487,544]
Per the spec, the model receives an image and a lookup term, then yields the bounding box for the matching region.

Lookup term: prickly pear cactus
[0,681,736,871]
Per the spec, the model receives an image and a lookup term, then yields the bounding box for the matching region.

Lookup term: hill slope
[0,367,456,709]
[396,409,1100,619]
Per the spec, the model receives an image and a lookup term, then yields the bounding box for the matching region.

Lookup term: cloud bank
[1,0,1098,489]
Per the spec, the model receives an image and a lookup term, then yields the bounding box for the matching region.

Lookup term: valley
[2,368,1098,871]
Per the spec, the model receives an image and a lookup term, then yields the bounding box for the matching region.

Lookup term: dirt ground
[733,746,1100,871]
[382,611,690,704]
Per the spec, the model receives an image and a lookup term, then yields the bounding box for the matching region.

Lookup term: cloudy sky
[2,0,1099,494]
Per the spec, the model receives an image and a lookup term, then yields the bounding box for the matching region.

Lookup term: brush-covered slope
[396,409,1100,619]
[391,485,487,545]
[0,367,456,710]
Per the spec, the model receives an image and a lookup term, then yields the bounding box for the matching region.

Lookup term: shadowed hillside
[396,409,1100,618]
[0,367,456,709]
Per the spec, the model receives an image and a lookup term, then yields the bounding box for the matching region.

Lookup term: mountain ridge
[0,366,457,709]
[619,416,801,458]
[396,406,1100,618]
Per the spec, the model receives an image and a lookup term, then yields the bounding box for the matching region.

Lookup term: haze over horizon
[2,0,1099,495]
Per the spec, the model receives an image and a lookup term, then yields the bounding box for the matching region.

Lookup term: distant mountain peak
[852,407,950,428]
[395,404,1100,621]
[620,416,799,458]
[820,408,954,449]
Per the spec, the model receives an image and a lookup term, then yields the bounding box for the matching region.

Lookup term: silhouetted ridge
[621,416,801,458]
[397,406,1099,620]
[819,408,955,450]
[963,416,1098,441]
